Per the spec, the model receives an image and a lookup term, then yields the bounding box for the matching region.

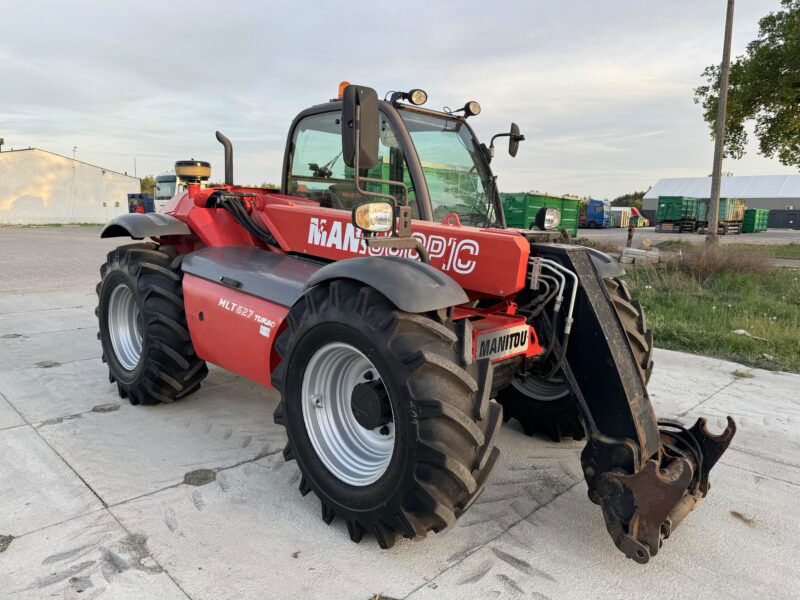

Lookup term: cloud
[0,0,794,197]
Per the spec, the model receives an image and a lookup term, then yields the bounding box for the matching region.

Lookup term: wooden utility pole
[708,0,736,244]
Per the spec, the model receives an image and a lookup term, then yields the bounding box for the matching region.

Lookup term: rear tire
[272,279,501,548]
[498,276,653,441]
[96,243,208,405]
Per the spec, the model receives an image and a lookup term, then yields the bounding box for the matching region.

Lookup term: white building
[0,148,140,225]
[643,175,800,229]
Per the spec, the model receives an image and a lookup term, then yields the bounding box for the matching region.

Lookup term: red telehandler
[97,84,735,563]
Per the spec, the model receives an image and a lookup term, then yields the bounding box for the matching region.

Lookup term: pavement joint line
[675,376,738,418]
[402,479,585,599]
[104,447,286,510]
[0,422,30,433]
[0,325,96,337]
[720,459,800,489]
[0,387,110,509]
[0,303,94,317]
[726,446,800,471]
[5,506,108,542]
[0,325,97,337]
[104,508,195,600]
[0,354,103,374]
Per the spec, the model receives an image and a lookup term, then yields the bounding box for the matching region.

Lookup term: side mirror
[342,85,380,170]
[490,123,526,158]
[509,122,524,157]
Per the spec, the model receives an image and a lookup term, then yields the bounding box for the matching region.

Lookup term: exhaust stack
[215,131,234,185]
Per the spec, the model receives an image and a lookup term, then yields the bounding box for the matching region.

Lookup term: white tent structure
[643,175,800,229]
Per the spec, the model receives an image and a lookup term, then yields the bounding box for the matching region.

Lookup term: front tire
[498,276,654,441]
[272,279,501,548]
[96,243,208,405]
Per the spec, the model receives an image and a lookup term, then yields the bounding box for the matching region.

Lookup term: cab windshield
[399,110,499,227]
[155,176,177,201]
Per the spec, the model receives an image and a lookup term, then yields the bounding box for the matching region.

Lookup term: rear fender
[100,213,191,239]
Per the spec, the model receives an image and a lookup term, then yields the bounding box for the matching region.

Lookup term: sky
[0,0,795,199]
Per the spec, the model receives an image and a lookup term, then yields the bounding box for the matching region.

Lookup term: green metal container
[695,198,746,223]
[741,208,770,233]
[500,192,580,236]
[657,196,697,222]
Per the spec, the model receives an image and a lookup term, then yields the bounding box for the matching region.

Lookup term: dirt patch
[184,468,217,486]
[730,510,756,527]
[0,534,14,552]
[1,333,26,339]
[91,403,120,413]
[118,533,162,574]
[35,360,61,368]
[37,414,83,428]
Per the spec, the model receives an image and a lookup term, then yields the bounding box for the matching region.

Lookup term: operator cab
[282,85,524,229]
[154,172,184,213]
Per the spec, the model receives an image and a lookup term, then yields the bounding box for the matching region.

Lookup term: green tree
[259,182,279,190]
[611,191,645,209]
[140,175,155,195]
[694,0,800,167]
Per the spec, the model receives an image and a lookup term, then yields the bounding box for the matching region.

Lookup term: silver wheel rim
[301,342,395,486]
[107,284,143,371]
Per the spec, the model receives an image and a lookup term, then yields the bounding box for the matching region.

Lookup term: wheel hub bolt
[379,425,390,436]
[311,394,323,408]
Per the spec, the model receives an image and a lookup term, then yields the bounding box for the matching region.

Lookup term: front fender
[586,247,625,279]
[100,213,191,239]
[305,256,468,313]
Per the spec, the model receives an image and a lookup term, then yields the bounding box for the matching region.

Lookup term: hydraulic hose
[215,192,279,247]
[539,259,579,378]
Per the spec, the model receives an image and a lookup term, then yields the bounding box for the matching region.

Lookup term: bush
[678,245,770,282]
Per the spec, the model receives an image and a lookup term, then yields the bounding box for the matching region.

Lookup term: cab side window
[288,111,419,215]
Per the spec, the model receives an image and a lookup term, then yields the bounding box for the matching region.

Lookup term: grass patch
[655,240,800,260]
[732,368,754,378]
[625,247,800,373]
[729,242,800,260]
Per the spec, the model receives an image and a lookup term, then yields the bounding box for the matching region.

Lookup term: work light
[463,101,481,117]
[353,202,395,233]
[408,89,428,105]
[534,207,561,230]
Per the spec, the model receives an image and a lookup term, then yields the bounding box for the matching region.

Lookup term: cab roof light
[387,88,428,106]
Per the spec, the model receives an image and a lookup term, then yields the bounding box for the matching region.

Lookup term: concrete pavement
[1,227,798,599]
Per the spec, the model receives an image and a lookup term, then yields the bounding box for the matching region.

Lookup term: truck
[96,83,734,564]
[579,198,610,228]
[655,196,698,233]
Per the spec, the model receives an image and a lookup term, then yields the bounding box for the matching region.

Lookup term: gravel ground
[1,227,798,599]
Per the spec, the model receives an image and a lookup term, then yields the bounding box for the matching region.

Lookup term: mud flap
[531,243,737,563]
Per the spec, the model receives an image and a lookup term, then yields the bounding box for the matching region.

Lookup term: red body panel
[183,274,288,387]
[261,203,530,298]
[170,188,537,382]
[169,189,529,298]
